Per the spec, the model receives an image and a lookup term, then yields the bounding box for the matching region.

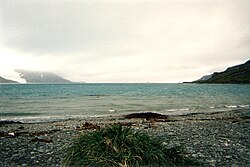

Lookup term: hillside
[194,74,213,82]
[15,69,72,84]
[0,76,18,84]
[193,60,250,84]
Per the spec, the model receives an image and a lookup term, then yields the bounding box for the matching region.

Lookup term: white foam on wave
[238,105,249,108]
[166,108,189,112]
[3,113,115,123]
[225,105,237,108]
[8,115,67,123]
[225,105,249,109]
[164,108,191,115]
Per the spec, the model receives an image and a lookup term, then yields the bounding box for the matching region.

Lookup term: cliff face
[193,60,250,84]
[15,69,72,84]
[0,76,18,84]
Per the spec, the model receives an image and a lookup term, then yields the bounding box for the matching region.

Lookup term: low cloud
[1,0,250,82]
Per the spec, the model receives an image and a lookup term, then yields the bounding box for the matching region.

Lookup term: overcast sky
[0,0,250,83]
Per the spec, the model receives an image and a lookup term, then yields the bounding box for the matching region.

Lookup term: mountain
[194,74,213,82]
[15,69,72,84]
[192,60,250,84]
[0,76,19,84]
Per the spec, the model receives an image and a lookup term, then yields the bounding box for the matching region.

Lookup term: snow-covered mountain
[0,76,18,84]
[15,69,72,84]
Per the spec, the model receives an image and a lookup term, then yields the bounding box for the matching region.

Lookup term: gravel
[0,109,249,167]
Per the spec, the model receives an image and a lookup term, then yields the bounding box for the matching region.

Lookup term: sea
[0,83,250,123]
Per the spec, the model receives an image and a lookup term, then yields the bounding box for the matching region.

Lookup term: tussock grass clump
[64,125,199,167]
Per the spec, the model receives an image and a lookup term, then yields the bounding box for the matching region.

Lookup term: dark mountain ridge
[192,60,250,84]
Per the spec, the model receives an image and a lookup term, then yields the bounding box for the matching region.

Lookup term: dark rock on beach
[0,120,23,125]
[124,112,168,120]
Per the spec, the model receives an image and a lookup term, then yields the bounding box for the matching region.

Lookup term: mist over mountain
[191,60,250,84]
[15,69,72,84]
[0,76,19,84]
[194,74,213,82]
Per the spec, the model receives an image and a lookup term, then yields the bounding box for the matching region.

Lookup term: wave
[238,105,249,108]
[225,104,249,109]
[166,108,190,112]
[225,105,237,108]
[163,104,250,115]
[109,109,116,112]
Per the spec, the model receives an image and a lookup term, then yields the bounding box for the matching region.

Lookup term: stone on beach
[0,109,249,166]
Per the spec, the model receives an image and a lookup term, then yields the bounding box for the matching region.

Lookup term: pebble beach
[0,109,249,167]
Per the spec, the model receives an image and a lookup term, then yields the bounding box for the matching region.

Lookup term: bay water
[0,83,249,122]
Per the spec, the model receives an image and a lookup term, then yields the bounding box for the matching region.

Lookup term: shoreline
[1,106,249,124]
[0,109,250,166]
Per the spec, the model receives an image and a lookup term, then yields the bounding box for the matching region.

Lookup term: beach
[0,109,249,167]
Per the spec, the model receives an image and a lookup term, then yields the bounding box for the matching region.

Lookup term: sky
[0,0,250,83]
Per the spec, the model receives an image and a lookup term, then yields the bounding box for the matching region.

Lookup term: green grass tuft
[64,125,200,167]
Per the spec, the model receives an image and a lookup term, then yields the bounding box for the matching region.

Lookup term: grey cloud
[2,0,133,55]
[2,0,250,57]
[1,0,250,82]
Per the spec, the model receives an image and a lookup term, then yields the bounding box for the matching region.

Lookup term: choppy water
[0,83,250,122]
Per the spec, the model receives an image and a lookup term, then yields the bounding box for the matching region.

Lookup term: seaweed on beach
[124,112,168,120]
[0,120,23,126]
[63,125,200,167]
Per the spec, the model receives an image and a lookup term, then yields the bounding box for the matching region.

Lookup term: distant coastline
[0,76,19,84]
[1,60,250,84]
[186,60,250,84]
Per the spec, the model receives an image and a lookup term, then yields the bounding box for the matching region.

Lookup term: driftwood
[124,112,168,120]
